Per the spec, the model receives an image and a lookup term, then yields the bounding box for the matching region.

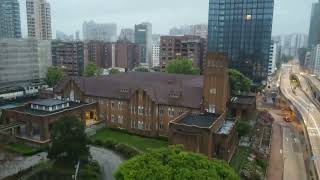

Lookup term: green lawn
[230,147,250,173]
[90,128,168,151]
[4,143,40,156]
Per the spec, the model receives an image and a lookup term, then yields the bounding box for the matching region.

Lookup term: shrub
[93,139,104,146]
[103,139,117,149]
[114,143,141,158]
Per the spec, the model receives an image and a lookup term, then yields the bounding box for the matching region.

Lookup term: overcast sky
[19,0,317,38]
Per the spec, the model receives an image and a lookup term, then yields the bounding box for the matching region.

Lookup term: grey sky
[19,0,317,38]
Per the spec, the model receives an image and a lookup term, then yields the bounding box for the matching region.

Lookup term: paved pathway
[0,152,47,179]
[90,146,124,180]
[267,111,283,180]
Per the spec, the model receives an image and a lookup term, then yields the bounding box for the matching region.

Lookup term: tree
[109,68,121,75]
[236,120,251,138]
[48,116,89,163]
[228,69,252,95]
[114,146,240,180]
[45,67,64,87]
[84,63,102,77]
[166,58,200,75]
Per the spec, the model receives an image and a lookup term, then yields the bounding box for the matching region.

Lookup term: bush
[93,139,104,146]
[115,143,141,158]
[103,139,117,149]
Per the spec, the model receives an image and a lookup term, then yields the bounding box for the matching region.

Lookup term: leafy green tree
[45,67,64,87]
[109,68,121,75]
[236,120,251,137]
[48,116,89,163]
[84,63,102,77]
[135,66,150,72]
[114,145,240,180]
[166,58,200,75]
[229,69,252,95]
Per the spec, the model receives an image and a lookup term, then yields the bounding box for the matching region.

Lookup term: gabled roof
[54,72,204,109]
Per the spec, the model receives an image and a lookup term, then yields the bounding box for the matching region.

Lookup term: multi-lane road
[280,65,320,179]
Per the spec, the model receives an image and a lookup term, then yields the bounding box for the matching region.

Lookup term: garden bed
[3,143,45,156]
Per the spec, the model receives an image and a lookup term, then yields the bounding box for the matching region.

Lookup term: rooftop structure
[179,113,221,128]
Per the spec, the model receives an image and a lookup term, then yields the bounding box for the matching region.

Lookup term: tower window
[210,88,217,95]
[209,105,216,114]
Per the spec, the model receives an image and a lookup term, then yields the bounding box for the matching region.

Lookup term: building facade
[26,0,52,40]
[309,1,320,48]
[169,24,208,39]
[268,42,278,77]
[51,41,84,76]
[0,0,22,39]
[134,23,152,67]
[83,21,117,42]
[160,35,206,71]
[152,41,160,67]
[208,0,274,82]
[310,44,320,76]
[281,33,308,58]
[0,39,51,89]
[119,28,134,43]
[0,99,98,145]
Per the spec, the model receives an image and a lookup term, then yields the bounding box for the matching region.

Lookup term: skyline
[17,0,317,38]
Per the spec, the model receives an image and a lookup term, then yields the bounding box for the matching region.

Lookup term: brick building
[84,41,140,70]
[52,52,238,161]
[52,40,84,76]
[0,99,98,145]
[160,35,206,71]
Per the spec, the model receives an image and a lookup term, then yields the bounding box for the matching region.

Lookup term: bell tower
[202,52,229,114]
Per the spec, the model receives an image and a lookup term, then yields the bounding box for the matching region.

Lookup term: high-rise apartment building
[135,23,152,67]
[160,35,206,71]
[0,39,51,89]
[83,21,117,42]
[169,24,208,38]
[309,1,320,48]
[208,0,274,82]
[268,42,278,77]
[0,0,21,39]
[51,41,84,76]
[281,34,308,58]
[152,35,160,67]
[56,31,74,41]
[26,0,52,40]
[119,28,134,43]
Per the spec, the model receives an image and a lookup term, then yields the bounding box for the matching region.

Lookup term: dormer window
[120,88,129,93]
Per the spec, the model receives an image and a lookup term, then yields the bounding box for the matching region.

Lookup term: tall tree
[166,58,200,75]
[228,69,252,95]
[48,116,89,163]
[114,146,240,180]
[45,67,64,87]
[84,63,102,77]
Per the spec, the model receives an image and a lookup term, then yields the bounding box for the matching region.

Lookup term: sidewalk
[267,119,283,180]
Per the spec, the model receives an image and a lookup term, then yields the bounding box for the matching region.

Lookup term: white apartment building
[152,42,160,67]
[83,21,117,42]
[0,39,51,89]
[311,44,320,76]
[26,0,52,40]
[268,42,278,77]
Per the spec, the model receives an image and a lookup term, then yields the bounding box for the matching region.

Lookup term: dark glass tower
[308,1,320,48]
[0,0,22,39]
[208,0,274,82]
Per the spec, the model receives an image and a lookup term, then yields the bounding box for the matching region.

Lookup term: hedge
[90,139,141,159]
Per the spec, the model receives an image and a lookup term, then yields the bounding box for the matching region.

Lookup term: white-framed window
[159,119,164,129]
[111,115,115,123]
[118,116,123,124]
[111,101,115,109]
[209,104,216,113]
[159,109,164,116]
[118,101,123,110]
[210,88,216,95]
[138,106,144,115]
[138,121,144,129]
[168,107,174,117]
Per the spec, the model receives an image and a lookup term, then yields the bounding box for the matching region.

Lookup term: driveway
[90,146,124,180]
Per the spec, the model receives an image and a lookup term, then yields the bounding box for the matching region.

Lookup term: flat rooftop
[217,120,236,135]
[11,101,87,116]
[230,95,255,105]
[30,99,68,107]
[179,113,221,128]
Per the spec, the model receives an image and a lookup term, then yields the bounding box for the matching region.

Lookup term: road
[90,146,124,180]
[280,66,320,179]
